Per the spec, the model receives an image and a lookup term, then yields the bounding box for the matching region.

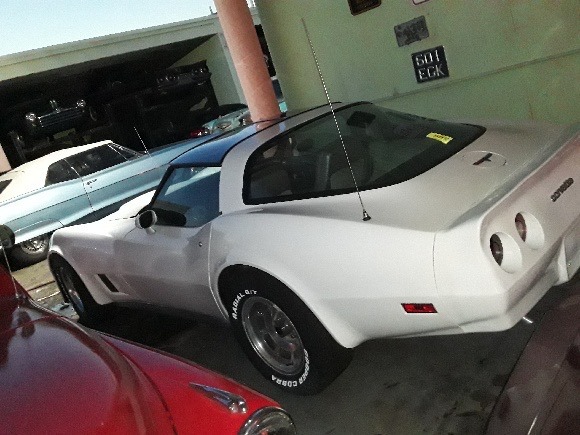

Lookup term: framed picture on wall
[348,0,381,15]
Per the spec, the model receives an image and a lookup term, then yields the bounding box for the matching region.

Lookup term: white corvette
[48,102,580,394]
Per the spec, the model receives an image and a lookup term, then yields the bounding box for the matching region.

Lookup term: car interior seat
[249,162,292,200]
[314,136,372,191]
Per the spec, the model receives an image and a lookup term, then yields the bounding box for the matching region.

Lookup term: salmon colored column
[214,0,281,122]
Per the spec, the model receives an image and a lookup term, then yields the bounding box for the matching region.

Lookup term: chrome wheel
[241,296,305,375]
[8,235,50,267]
[58,267,85,313]
[19,235,49,254]
[50,256,112,325]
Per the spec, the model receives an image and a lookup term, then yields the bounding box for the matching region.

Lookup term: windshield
[244,103,485,204]
[151,166,221,228]
[111,143,142,160]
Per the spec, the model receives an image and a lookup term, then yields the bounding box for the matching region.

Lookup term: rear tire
[221,270,352,395]
[49,256,112,325]
[9,235,50,267]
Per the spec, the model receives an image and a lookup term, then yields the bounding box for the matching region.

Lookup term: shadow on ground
[15,258,579,435]
[81,277,579,435]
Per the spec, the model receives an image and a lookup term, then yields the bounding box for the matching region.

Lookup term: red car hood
[0,302,174,434]
[102,335,278,433]
[0,268,280,434]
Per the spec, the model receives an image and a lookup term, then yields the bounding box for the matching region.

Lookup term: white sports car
[48,102,580,394]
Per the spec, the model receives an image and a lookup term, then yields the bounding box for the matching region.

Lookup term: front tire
[49,256,112,325]
[222,270,352,395]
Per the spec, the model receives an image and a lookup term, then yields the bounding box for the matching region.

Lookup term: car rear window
[0,179,11,195]
[65,145,129,177]
[244,103,485,204]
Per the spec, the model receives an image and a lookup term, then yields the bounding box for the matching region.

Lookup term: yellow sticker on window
[427,132,453,144]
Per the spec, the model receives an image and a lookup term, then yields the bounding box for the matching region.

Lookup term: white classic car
[48,102,580,394]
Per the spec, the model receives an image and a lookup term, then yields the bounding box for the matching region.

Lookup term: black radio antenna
[301,18,371,221]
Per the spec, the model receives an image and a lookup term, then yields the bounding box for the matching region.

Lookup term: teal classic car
[0,137,214,266]
[199,101,287,136]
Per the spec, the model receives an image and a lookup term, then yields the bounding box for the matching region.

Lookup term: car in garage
[47,101,580,394]
[1,61,218,164]
[199,100,287,136]
[0,135,216,266]
[0,225,295,435]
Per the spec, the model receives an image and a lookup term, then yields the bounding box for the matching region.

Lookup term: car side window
[64,145,128,177]
[151,166,221,228]
[243,122,355,203]
[0,179,12,194]
[244,137,296,203]
[45,160,80,186]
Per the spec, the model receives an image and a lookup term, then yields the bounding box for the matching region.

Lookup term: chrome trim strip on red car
[189,382,248,414]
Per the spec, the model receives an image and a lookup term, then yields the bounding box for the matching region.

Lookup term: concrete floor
[14,260,579,435]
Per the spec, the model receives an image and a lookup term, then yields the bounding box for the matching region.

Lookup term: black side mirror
[135,209,157,234]
[0,225,15,249]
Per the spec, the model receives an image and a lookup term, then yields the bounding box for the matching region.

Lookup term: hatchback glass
[244,103,485,204]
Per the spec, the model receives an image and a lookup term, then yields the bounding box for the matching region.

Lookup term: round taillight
[489,232,522,273]
[490,234,503,266]
[515,213,527,242]
[189,127,210,138]
[515,212,545,249]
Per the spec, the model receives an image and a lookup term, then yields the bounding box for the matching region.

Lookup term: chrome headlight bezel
[239,407,296,435]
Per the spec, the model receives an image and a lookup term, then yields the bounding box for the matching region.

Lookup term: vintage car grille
[25,101,89,137]
[37,106,85,128]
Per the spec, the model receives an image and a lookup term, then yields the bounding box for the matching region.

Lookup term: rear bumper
[457,214,580,333]
[434,129,580,333]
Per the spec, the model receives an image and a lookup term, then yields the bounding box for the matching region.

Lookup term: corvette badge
[551,178,574,202]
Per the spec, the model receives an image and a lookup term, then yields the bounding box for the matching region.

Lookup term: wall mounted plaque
[348,0,381,15]
[394,16,429,47]
[412,46,449,83]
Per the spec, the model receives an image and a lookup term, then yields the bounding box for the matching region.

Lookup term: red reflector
[402,303,437,314]
[189,127,210,138]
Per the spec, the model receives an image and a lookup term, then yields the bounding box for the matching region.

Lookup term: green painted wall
[256,0,579,124]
